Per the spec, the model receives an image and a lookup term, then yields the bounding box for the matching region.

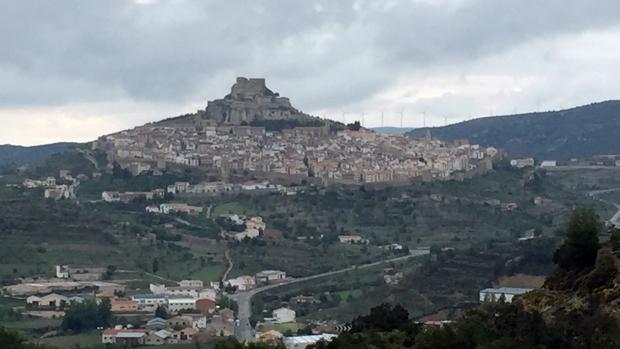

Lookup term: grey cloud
[1,0,620,113]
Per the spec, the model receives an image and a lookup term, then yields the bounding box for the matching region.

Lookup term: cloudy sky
[2,0,620,145]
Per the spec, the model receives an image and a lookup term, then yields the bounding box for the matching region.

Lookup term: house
[26,293,69,308]
[131,294,167,308]
[226,275,256,291]
[540,160,557,168]
[110,298,139,313]
[479,287,532,303]
[172,327,197,342]
[205,314,235,337]
[290,296,320,305]
[179,280,203,288]
[509,158,535,168]
[258,330,283,345]
[283,334,337,349]
[102,191,121,202]
[185,313,207,329]
[167,296,196,313]
[255,270,286,284]
[144,329,172,346]
[196,298,217,314]
[145,317,168,330]
[115,331,148,346]
[338,235,365,244]
[167,315,192,329]
[272,307,296,324]
[101,328,148,345]
[150,283,167,294]
[55,265,70,279]
[159,203,203,215]
[146,205,160,213]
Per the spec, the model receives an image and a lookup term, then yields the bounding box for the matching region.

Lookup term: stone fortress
[198,77,316,126]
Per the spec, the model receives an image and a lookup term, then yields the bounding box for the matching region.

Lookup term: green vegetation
[213,339,284,349]
[61,299,111,333]
[312,208,620,348]
[0,327,53,349]
[0,143,78,167]
[553,208,601,269]
[0,184,226,283]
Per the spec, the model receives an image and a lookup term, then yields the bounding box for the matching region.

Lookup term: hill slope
[0,143,78,166]
[407,101,620,160]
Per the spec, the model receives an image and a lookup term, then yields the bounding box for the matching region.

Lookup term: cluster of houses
[511,155,620,169]
[219,214,267,240]
[102,189,165,203]
[22,170,84,200]
[224,270,287,291]
[166,180,284,195]
[100,279,237,346]
[146,203,204,215]
[101,307,236,346]
[94,77,499,186]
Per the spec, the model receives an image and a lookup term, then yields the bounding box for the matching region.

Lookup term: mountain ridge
[407,100,620,160]
[0,143,78,167]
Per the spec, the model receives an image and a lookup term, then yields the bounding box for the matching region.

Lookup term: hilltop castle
[198,77,314,126]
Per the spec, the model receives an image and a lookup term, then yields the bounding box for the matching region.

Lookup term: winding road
[229,249,430,342]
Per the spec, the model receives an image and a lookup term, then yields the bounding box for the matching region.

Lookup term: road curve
[229,249,430,342]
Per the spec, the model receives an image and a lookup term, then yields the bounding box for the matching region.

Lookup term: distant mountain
[407,101,620,160]
[371,127,415,135]
[0,143,78,166]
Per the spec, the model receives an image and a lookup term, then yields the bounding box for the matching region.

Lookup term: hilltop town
[94,78,498,185]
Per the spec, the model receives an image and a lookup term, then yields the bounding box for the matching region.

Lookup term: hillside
[407,101,620,160]
[0,143,78,167]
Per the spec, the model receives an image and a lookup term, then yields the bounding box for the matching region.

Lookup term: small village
[1,261,532,349]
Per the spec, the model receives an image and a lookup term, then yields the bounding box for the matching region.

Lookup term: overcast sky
[2,0,620,145]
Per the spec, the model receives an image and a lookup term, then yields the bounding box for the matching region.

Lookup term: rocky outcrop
[198,77,316,126]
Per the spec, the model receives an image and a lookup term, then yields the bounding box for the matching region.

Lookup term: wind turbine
[381,111,385,128]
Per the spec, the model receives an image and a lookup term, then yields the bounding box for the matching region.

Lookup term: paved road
[229,249,430,342]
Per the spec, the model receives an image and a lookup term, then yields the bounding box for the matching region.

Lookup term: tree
[0,327,53,349]
[62,299,110,332]
[554,208,601,269]
[155,305,168,319]
[351,303,410,333]
[97,298,112,327]
[152,258,159,273]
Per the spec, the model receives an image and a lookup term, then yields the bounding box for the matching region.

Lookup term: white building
[102,191,121,202]
[479,287,532,303]
[167,296,197,313]
[131,294,167,307]
[255,270,286,284]
[226,276,256,291]
[56,265,70,279]
[272,307,296,324]
[338,235,365,244]
[510,158,535,168]
[179,280,203,288]
[283,334,337,349]
[540,160,557,168]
